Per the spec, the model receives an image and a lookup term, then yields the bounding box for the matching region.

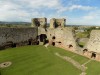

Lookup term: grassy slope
[48,46,89,64]
[86,61,100,75]
[0,46,81,75]
[0,46,100,75]
[47,46,100,75]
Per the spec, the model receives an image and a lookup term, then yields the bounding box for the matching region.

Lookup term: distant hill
[0,21,99,27]
[0,21,31,25]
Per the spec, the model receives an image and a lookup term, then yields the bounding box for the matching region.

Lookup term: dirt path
[82,59,92,66]
[55,52,86,75]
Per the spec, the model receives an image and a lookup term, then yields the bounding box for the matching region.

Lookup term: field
[0,45,100,75]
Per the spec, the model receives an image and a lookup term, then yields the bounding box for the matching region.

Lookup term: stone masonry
[31,18,100,61]
[31,18,47,28]
[85,30,100,53]
[50,18,66,28]
[47,27,76,51]
[0,17,100,61]
[32,18,76,50]
[83,30,100,61]
[0,27,38,49]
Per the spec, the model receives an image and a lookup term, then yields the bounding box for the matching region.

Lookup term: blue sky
[0,0,100,25]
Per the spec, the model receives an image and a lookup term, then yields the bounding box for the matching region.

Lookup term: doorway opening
[91,52,96,58]
[52,42,55,46]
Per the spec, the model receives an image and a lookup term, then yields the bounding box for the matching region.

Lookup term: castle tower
[50,18,66,28]
[50,18,55,28]
[31,18,47,28]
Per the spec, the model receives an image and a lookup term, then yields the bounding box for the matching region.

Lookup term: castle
[0,17,100,61]
[31,18,76,51]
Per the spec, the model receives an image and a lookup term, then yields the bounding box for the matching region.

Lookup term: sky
[0,0,100,25]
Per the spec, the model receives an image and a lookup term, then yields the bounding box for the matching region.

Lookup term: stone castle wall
[31,17,100,61]
[85,30,100,53]
[1,17,100,61]
[0,27,38,49]
[33,18,76,50]
[47,27,76,50]
[81,30,100,61]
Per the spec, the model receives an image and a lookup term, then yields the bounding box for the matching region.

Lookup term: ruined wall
[36,18,76,50]
[31,18,47,28]
[85,30,100,53]
[0,27,37,49]
[31,17,100,61]
[47,27,76,50]
[50,18,55,29]
[50,18,66,28]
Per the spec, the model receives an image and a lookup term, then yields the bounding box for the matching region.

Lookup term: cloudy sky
[0,0,100,25]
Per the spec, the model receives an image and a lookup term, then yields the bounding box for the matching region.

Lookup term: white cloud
[82,10,100,25]
[30,0,60,8]
[57,5,96,13]
[0,0,61,21]
[83,11,100,20]
[0,0,100,25]
[67,10,100,25]
[15,0,60,9]
[83,16,94,20]
[70,5,95,10]
[0,0,27,21]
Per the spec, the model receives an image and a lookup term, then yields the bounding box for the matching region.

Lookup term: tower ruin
[31,18,47,28]
[50,18,66,28]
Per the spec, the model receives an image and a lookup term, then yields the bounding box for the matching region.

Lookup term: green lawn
[0,45,100,75]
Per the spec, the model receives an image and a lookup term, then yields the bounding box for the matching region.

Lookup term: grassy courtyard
[0,45,100,75]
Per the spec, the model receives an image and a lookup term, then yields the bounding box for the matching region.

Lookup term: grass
[0,45,100,75]
[86,60,100,75]
[76,32,89,38]
[0,46,81,75]
[48,46,89,64]
[78,42,85,48]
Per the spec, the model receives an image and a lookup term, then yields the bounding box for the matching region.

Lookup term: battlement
[31,18,47,28]
[31,18,66,29]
